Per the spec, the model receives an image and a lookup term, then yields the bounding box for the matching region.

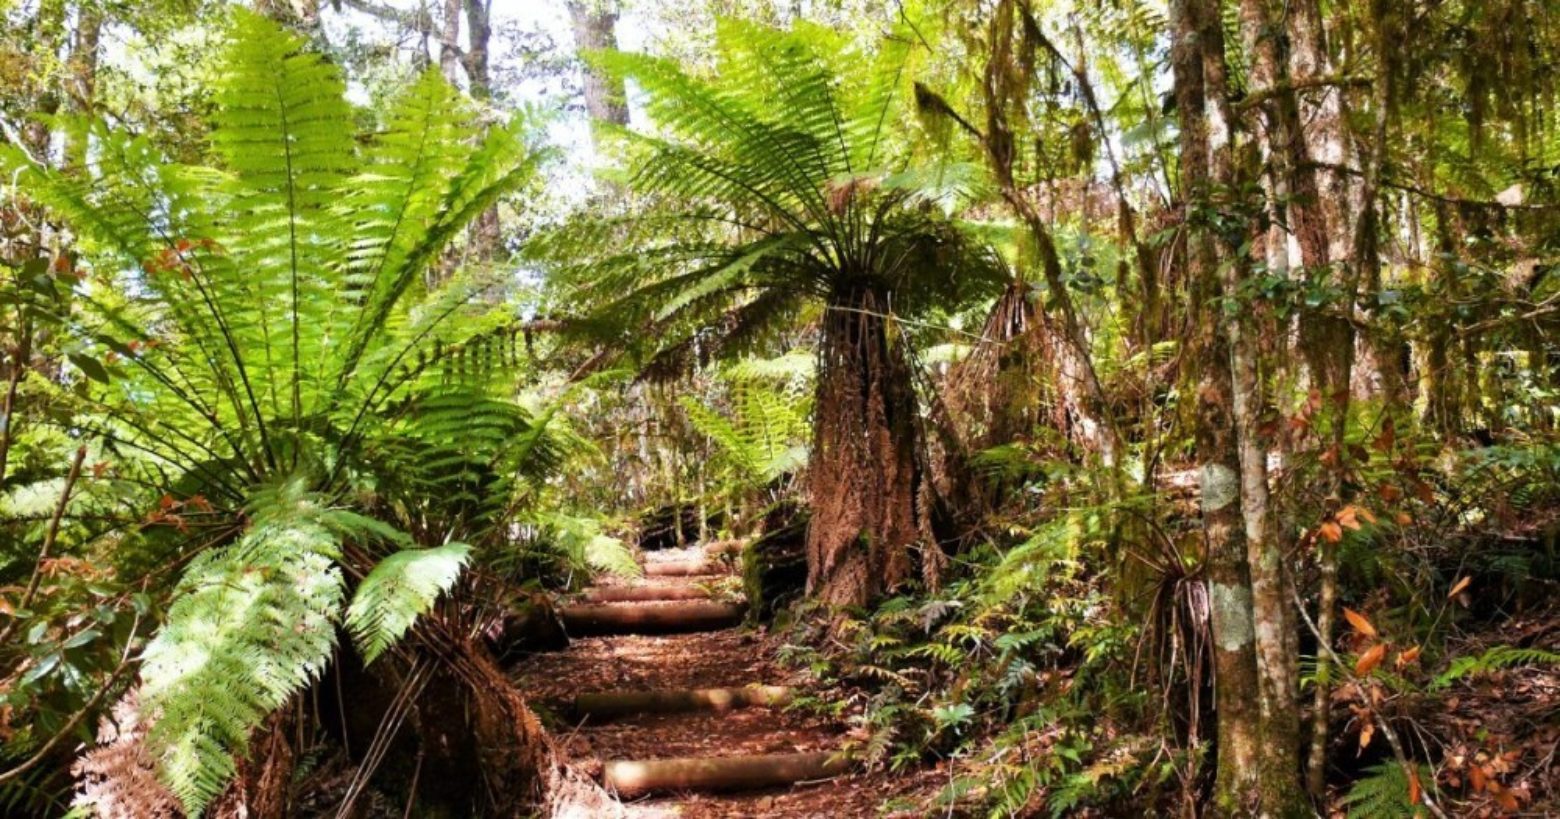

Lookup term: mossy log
[742,515,808,623]
[602,751,849,797]
[483,593,569,660]
[573,685,793,719]
[580,584,713,603]
[559,601,745,635]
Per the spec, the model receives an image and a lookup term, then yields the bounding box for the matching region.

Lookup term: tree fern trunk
[805,288,923,608]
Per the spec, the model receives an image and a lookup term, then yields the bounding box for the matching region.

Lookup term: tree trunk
[1211,1,1309,812]
[439,0,462,84]
[461,0,501,261]
[568,0,630,143]
[1168,0,1264,810]
[805,288,924,608]
[64,5,102,173]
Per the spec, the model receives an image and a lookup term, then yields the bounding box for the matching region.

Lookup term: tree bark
[64,5,102,173]
[461,0,501,261]
[805,288,923,608]
[568,0,631,143]
[1168,0,1264,810]
[1208,1,1310,812]
[439,0,462,84]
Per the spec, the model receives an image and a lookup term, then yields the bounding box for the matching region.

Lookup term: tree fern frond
[139,517,344,816]
[345,543,472,664]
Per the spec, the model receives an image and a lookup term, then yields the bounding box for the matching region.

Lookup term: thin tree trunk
[1209,1,1309,812]
[1168,0,1263,810]
[1282,0,1355,798]
[461,0,501,261]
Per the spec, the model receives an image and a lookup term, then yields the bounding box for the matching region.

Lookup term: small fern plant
[4,12,547,815]
[1342,762,1434,819]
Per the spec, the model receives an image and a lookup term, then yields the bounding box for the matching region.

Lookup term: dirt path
[511,547,918,818]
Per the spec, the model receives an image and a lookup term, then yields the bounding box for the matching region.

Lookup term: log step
[580,584,714,603]
[559,601,745,636]
[602,751,849,797]
[574,685,793,719]
[702,538,750,557]
[643,559,723,577]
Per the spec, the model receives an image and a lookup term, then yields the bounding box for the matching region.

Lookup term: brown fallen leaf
[1356,643,1388,676]
[1344,607,1378,638]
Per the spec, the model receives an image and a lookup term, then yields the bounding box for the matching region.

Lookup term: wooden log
[574,685,793,719]
[643,559,722,577]
[702,538,750,557]
[602,751,848,797]
[580,585,713,603]
[559,601,745,636]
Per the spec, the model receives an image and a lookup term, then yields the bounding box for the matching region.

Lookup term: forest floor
[512,546,929,818]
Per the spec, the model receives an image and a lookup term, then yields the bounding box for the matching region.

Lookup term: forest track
[512,545,919,817]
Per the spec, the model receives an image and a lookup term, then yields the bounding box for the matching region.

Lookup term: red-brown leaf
[1344,607,1378,638]
[1355,643,1388,676]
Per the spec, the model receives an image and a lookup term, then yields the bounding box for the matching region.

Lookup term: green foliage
[1,12,548,812]
[680,375,808,487]
[139,506,344,814]
[1430,645,1560,691]
[1342,763,1433,819]
[526,512,641,580]
[553,20,1004,376]
[345,543,473,664]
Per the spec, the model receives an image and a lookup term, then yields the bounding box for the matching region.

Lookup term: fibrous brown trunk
[980,0,1121,472]
[1168,0,1264,810]
[805,288,924,608]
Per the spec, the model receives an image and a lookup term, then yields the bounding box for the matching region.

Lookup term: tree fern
[345,543,473,664]
[1,12,548,813]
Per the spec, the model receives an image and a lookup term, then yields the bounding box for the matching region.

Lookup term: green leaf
[345,542,472,664]
[68,353,110,384]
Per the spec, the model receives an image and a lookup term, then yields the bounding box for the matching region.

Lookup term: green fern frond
[1342,763,1432,819]
[1431,645,1560,691]
[139,517,344,816]
[346,543,472,664]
